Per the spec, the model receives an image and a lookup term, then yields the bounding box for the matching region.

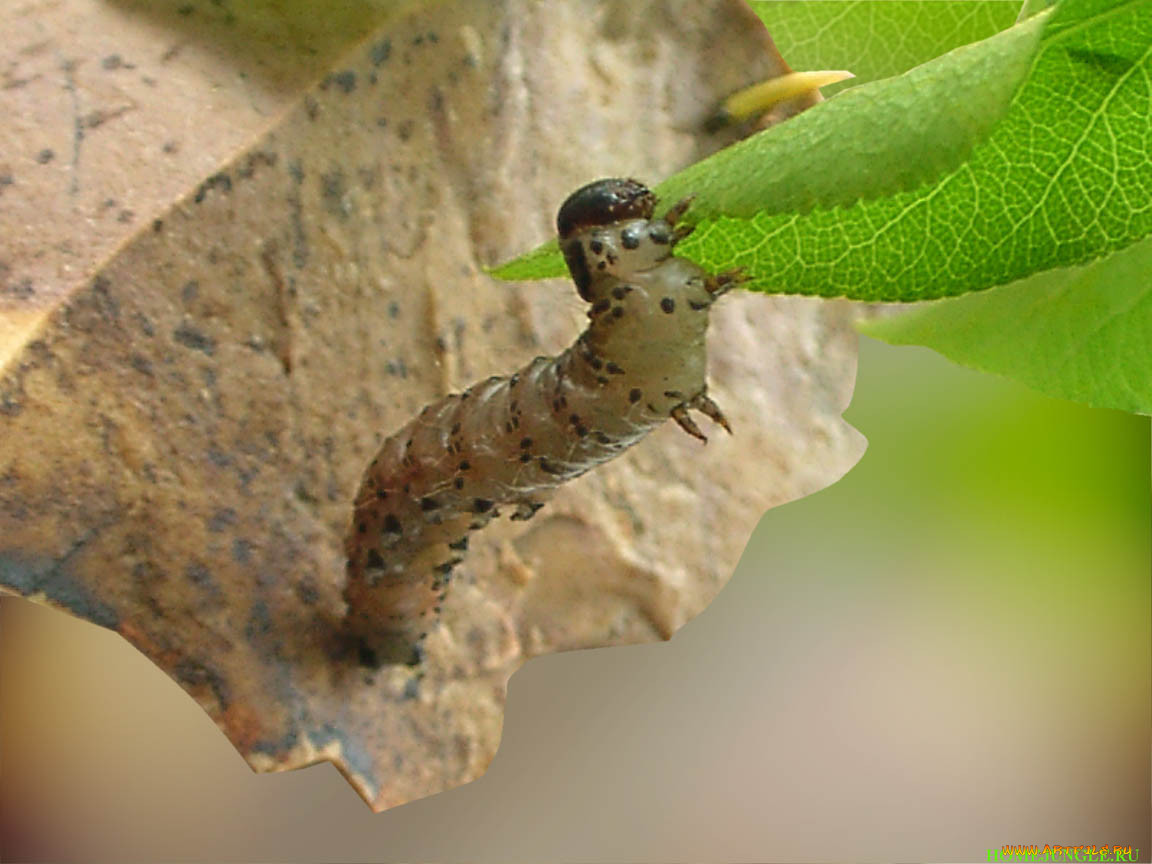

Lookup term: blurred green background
[3,335,1148,861]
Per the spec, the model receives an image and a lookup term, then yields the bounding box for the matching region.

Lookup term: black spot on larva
[453,477,464,490]
[606,361,624,375]
[591,298,611,315]
[649,223,671,244]
[357,522,367,534]
[621,226,642,249]
[36,149,54,164]
[520,437,533,449]
[589,239,604,255]
[596,261,607,271]
[519,453,532,463]
[539,457,565,475]
[661,297,675,314]
[365,549,385,568]
[612,284,632,300]
[458,460,471,471]
[689,299,710,311]
[448,536,469,551]
[433,558,461,575]
[420,496,440,511]
[383,514,403,535]
[611,306,624,318]
[371,38,392,66]
[152,219,164,232]
[629,388,642,403]
[473,498,494,513]
[575,424,589,437]
[172,323,216,355]
[450,422,462,435]
[376,489,388,500]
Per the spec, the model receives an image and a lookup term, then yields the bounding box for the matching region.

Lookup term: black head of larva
[556,178,657,240]
[558,179,666,302]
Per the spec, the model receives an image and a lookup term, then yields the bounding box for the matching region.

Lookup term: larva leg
[706,268,748,297]
[510,499,547,522]
[690,393,733,434]
[663,195,694,226]
[670,404,708,443]
[671,223,696,246]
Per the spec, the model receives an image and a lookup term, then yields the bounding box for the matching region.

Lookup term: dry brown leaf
[0,0,864,811]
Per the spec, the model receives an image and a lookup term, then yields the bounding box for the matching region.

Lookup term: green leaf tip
[487,239,566,282]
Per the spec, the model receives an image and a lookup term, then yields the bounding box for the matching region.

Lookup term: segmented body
[342,179,737,665]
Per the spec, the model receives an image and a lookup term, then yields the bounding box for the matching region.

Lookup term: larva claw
[691,393,732,434]
[670,223,696,247]
[671,404,708,443]
[663,195,695,226]
[510,500,545,521]
[706,268,747,296]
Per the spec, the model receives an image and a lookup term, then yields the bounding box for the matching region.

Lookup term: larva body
[343,179,737,665]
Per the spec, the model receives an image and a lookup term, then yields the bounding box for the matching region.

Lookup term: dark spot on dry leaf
[172,322,215,355]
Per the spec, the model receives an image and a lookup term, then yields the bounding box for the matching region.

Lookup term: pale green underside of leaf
[749,1,1021,95]
[862,236,1152,415]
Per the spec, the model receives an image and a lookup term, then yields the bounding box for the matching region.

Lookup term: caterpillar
[342,178,744,666]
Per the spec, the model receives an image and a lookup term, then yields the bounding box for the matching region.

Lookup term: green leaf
[861,237,1152,415]
[494,0,1152,306]
[488,239,565,282]
[490,1,1034,282]
[680,0,1152,300]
